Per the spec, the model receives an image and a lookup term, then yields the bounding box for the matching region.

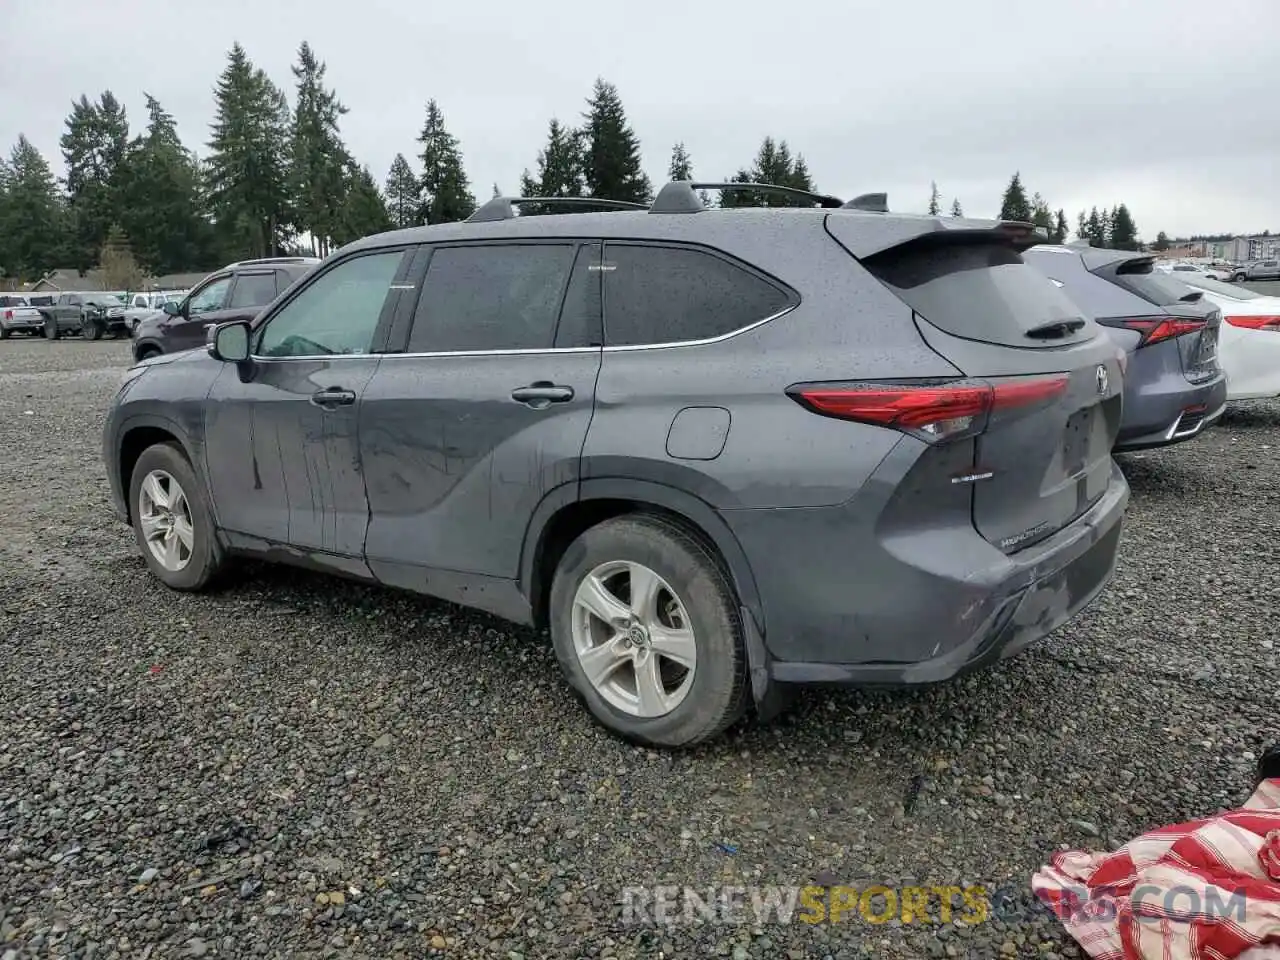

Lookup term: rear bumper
[1114,362,1228,452]
[725,455,1130,685]
[1,315,43,331]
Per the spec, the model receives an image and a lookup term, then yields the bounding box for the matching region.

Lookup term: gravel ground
[1,337,1278,960]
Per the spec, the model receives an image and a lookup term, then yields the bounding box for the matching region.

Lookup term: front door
[360,240,603,582]
[170,273,235,350]
[203,248,410,560]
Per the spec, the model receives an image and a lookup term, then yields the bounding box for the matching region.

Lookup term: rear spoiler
[824,212,1044,259]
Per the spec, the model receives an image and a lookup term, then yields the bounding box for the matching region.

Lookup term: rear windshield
[863,241,1092,348]
[1103,263,1200,307]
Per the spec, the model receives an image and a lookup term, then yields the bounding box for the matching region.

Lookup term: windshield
[91,294,123,306]
[1182,276,1264,300]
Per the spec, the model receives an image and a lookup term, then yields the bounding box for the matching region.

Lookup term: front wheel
[43,318,60,340]
[128,443,224,591]
[81,315,101,340]
[548,514,748,748]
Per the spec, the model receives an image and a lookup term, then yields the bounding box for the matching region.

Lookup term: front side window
[601,243,794,347]
[256,250,404,358]
[188,276,232,314]
[408,243,577,353]
[227,272,278,309]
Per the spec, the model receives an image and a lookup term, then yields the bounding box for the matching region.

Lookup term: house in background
[27,269,110,292]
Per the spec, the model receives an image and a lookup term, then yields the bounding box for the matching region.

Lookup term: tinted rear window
[1103,263,1199,307]
[863,242,1091,348]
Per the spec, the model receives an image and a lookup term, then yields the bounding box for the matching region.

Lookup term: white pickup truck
[124,290,187,333]
[0,293,44,338]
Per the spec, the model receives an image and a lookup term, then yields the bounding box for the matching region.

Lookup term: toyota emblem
[1095,365,1109,395]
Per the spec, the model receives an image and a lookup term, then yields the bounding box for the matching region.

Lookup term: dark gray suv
[102,182,1130,747]
[1023,246,1226,450]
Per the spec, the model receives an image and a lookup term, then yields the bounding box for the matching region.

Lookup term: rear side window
[601,243,793,347]
[864,242,1091,348]
[227,272,278,309]
[408,243,577,353]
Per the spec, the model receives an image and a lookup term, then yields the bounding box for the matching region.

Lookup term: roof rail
[224,256,321,268]
[466,196,649,223]
[842,192,888,213]
[649,180,846,214]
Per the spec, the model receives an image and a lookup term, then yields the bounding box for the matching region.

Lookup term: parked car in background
[1025,245,1226,450]
[1156,261,1228,282]
[125,291,187,333]
[37,292,129,340]
[1175,275,1280,401]
[1230,260,1280,283]
[130,258,318,361]
[104,184,1130,747]
[0,294,44,338]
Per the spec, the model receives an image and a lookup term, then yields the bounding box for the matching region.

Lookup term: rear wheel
[136,345,160,361]
[548,514,748,747]
[0,327,9,340]
[128,443,224,591]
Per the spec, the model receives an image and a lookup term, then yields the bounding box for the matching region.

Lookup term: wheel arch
[115,414,198,524]
[520,478,766,638]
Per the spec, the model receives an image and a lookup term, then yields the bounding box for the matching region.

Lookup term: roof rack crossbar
[466,196,649,223]
[650,180,846,214]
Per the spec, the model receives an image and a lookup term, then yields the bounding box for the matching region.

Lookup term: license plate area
[1062,405,1098,474]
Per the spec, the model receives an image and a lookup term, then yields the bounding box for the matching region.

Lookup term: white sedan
[1157,262,1230,281]
[1178,276,1280,400]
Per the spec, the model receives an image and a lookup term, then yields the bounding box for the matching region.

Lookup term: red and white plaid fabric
[1032,778,1280,959]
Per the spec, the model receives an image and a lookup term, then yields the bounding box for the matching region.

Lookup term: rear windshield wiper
[1025,318,1086,340]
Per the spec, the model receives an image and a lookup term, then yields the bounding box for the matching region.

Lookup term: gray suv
[102,182,1130,747]
[1023,246,1226,450]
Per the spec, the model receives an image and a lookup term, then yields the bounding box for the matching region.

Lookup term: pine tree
[668,142,693,182]
[416,99,475,224]
[1030,192,1054,234]
[1053,209,1069,244]
[60,91,131,270]
[1153,230,1171,252]
[581,78,651,205]
[1110,204,1138,251]
[332,164,392,247]
[951,198,963,217]
[530,119,585,197]
[721,137,817,208]
[115,94,213,273]
[205,43,294,259]
[290,42,351,257]
[0,136,66,280]
[383,153,418,229]
[1086,207,1104,247]
[928,181,941,216]
[998,172,1032,223]
[1077,210,1088,241]
[1102,207,1115,248]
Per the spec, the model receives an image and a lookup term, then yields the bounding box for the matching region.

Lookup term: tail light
[788,376,1069,444]
[3,310,11,321]
[1098,316,1205,347]
[1225,315,1280,331]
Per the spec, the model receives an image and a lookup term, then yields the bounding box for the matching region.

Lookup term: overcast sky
[2,0,1276,239]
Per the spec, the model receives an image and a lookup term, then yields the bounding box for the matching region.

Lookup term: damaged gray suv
[102,181,1130,748]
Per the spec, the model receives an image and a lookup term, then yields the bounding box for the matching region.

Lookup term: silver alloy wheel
[570,560,697,718]
[138,469,195,572]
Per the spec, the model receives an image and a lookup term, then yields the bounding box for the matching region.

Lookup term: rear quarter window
[600,243,794,347]
[864,242,1092,348]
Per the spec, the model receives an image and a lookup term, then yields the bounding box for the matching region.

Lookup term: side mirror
[161,300,180,317]
[209,321,251,363]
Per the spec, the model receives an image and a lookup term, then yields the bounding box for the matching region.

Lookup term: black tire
[136,345,160,361]
[44,318,60,340]
[81,315,101,340]
[0,326,9,340]
[128,442,224,591]
[548,514,748,748]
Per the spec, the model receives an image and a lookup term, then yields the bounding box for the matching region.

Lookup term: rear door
[359,240,603,583]
[840,229,1124,553]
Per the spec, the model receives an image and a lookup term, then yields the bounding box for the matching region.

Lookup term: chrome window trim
[246,302,798,362]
